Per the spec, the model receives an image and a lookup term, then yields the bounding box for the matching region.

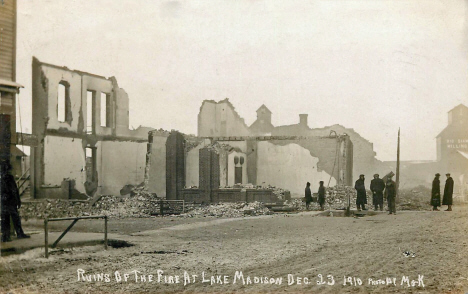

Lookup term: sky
[15,0,468,161]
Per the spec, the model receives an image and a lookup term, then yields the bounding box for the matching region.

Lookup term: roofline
[0,79,24,88]
[447,103,468,113]
[33,57,109,80]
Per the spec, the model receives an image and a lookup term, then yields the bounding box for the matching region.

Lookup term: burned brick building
[31,58,153,199]
[145,126,353,200]
[197,98,385,183]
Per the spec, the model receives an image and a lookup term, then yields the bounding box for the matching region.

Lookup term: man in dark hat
[1,162,30,242]
[385,174,397,215]
[318,181,326,211]
[354,174,367,211]
[442,173,454,211]
[430,173,441,211]
[370,174,385,211]
[305,182,312,210]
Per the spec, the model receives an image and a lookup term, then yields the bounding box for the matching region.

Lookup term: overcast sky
[16,0,468,161]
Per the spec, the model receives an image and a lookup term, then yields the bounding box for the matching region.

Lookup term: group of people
[355,174,397,214]
[304,181,326,211]
[430,173,454,211]
[1,162,30,243]
[305,172,455,214]
[304,174,398,213]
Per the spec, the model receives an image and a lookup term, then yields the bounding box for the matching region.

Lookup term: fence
[44,215,107,258]
[147,199,185,216]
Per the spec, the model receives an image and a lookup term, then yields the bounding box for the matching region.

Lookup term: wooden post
[396,128,400,203]
[51,219,78,248]
[160,199,163,216]
[44,218,48,258]
[104,216,108,250]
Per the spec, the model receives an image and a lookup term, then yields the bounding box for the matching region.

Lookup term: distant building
[383,104,468,192]
[436,104,468,172]
[249,105,274,135]
[436,104,468,196]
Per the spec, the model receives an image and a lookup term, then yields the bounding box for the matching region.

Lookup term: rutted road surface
[1,208,467,293]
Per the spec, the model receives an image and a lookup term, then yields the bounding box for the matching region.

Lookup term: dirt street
[1,207,468,294]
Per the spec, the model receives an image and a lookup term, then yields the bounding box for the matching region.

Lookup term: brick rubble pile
[20,187,273,219]
[20,187,162,220]
[397,186,432,211]
[180,202,271,218]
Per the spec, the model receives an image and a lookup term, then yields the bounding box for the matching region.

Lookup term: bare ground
[1,206,468,294]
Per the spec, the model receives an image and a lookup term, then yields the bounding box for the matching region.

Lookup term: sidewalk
[1,231,120,256]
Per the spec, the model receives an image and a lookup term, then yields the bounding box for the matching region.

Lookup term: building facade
[436,104,468,196]
[31,58,152,198]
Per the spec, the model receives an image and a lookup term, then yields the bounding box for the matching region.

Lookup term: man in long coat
[1,163,30,242]
[370,174,385,211]
[305,182,312,210]
[318,181,326,211]
[385,174,397,215]
[442,173,454,211]
[354,174,367,211]
[430,173,441,211]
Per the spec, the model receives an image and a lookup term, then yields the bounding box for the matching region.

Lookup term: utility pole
[396,128,400,203]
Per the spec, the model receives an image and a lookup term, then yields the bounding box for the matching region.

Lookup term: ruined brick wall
[145,130,170,197]
[307,125,376,182]
[211,135,352,195]
[198,99,251,137]
[31,58,151,199]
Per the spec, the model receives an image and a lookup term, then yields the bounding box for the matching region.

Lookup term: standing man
[354,174,367,211]
[305,182,312,211]
[370,174,385,211]
[430,173,441,211]
[318,181,326,211]
[385,174,397,215]
[1,162,30,242]
[442,173,454,211]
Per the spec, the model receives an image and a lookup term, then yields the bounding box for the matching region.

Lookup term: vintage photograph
[1,0,468,293]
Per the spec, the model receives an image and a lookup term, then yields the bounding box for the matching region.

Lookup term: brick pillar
[199,148,220,203]
[210,150,220,191]
[166,131,185,200]
[246,139,257,185]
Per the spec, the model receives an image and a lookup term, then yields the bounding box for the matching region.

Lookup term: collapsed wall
[145,131,353,199]
[31,58,152,199]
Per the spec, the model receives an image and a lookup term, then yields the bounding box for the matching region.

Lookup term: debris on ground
[20,186,273,219]
[20,186,161,220]
[397,185,432,211]
[19,183,432,220]
[180,202,271,218]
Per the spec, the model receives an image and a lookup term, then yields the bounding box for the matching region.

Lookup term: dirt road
[1,207,468,293]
